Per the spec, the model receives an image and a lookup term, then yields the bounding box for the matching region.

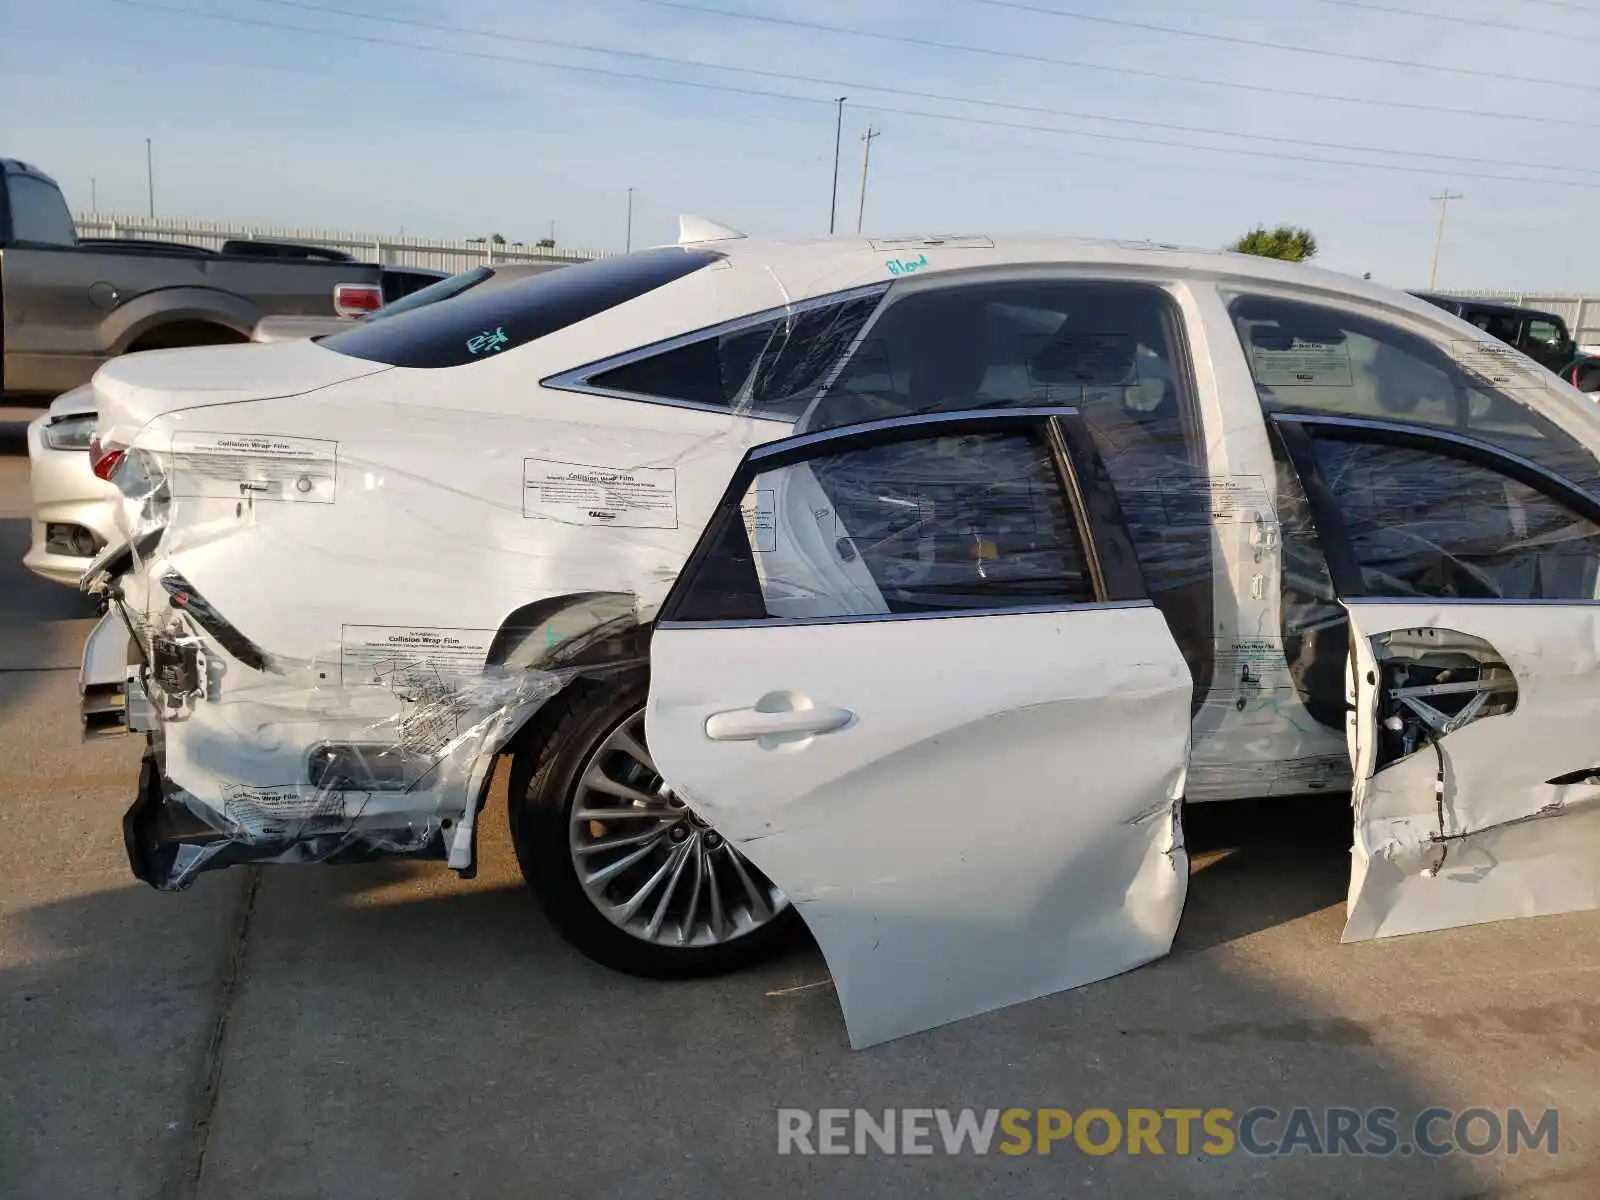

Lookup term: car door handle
[704,704,855,742]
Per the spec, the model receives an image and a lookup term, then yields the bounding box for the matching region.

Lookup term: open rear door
[1344,602,1600,941]
[645,408,1193,1048]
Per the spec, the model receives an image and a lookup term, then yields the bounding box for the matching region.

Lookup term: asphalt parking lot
[2,414,1598,1199]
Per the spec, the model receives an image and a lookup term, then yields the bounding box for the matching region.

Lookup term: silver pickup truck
[0,156,386,398]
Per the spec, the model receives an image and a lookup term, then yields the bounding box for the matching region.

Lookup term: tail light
[333,282,384,319]
[89,434,126,482]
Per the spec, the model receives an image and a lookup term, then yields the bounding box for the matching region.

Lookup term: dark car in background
[1411,292,1599,392]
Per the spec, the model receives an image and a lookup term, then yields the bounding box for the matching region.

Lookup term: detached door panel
[645,409,1193,1048]
[1345,602,1600,941]
[1266,404,1600,942]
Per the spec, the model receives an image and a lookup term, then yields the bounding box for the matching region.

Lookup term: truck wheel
[126,322,248,353]
[507,677,798,978]
[1578,367,1600,395]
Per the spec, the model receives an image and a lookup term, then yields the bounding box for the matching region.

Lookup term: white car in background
[24,386,119,587]
[24,262,564,590]
[79,223,1600,1048]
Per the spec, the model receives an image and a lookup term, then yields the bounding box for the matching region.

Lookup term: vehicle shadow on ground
[3,829,1538,1200]
[1178,791,1353,954]
[0,515,103,727]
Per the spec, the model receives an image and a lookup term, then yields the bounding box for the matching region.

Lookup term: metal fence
[1441,291,1600,350]
[73,213,606,272]
[65,215,1600,348]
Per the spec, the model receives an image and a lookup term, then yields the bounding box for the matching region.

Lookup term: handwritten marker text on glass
[467,327,510,355]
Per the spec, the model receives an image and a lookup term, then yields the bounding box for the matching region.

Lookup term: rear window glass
[321,247,722,368]
[370,266,492,322]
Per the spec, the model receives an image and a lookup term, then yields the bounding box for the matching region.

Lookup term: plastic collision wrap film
[648,416,1195,1047]
[84,254,1232,897]
[90,248,855,889]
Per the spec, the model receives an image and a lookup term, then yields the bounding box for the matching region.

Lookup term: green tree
[490,232,506,245]
[1229,225,1318,262]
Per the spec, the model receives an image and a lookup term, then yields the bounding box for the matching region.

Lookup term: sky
[2,0,1597,290]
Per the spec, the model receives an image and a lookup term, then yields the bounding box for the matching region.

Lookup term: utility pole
[145,138,154,218]
[626,187,634,253]
[91,177,97,212]
[828,96,846,234]
[1427,189,1462,289]
[856,126,880,235]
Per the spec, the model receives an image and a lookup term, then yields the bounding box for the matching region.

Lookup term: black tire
[507,676,800,978]
[1578,367,1600,395]
[126,321,248,354]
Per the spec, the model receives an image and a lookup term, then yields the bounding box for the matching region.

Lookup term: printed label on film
[169,431,338,503]
[522,459,678,529]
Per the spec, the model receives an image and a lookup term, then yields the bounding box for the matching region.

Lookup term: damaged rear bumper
[123,747,458,889]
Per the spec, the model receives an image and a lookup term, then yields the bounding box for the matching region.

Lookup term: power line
[1311,0,1594,40]
[201,0,1600,131]
[221,0,1600,175]
[853,99,1600,189]
[94,0,1600,190]
[1514,0,1600,13]
[630,0,1599,96]
[0,27,1361,196]
[966,0,1599,89]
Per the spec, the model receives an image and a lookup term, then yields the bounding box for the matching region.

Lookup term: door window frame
[1268,410,1600,601]
[657,406,1154,628]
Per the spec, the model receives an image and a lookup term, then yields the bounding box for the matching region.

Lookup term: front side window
[6,174,77,246]
[1230,294,1600,494]
[579,290,885,420]
[667,430,1095,623]
[1521,318,1574,369]
[1310,436,1600,601]
[321,247,721,368]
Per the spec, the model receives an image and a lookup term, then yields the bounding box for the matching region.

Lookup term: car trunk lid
[91,338,389,448]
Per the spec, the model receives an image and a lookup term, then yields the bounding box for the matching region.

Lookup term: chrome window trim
[656,598,1154,632]
[745,404,1082,467]
[539,282,893,421]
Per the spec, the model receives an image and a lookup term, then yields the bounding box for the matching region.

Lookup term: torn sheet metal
[1343,602,1600,941]
[89,253,818,888]
[648,607,1192,1049]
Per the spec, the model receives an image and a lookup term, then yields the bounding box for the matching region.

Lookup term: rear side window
[791,278,1215,694]
[5,174,77,246]
[321,248,722,368]
[1468,310,1521,344]
[566,289,886,421]
[668,430,1095,623]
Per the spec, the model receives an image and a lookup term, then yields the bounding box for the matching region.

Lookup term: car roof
[1412,291,1564,324]
[0,158,59,186]
[663,230,1459,325]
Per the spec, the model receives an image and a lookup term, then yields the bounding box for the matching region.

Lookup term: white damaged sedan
[80,221,1600,1047]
